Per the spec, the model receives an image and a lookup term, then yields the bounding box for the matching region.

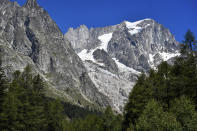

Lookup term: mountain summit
[65,18,180,111]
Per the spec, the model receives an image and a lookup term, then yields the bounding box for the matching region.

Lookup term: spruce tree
[123,73,149,129]
[170,96,197,130]
[136,99,182,131]
[45,99,64,131]
[181,29,196,54]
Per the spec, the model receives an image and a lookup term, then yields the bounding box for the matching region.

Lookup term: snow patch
[125,19,151,36]
[77,33,113,65]
[159,51,180,61]
[149,54,154,63]
[2,11,6,15]
[78,49,95,62]
[98,33,113,52]
[148,54,156,69]
[148,51,180,69]
[125,21,142,35]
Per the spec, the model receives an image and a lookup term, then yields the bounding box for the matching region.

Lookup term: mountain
[0,0,112,109]
[65,19,180,112]
[0,0,180,113]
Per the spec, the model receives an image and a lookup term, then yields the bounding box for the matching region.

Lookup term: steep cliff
[0,0,111,109]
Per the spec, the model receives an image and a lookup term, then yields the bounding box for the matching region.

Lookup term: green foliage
[63,106,123,131]
[170,96,197,131]
[136,99,182,131]
[45,99,64,131]
[0,92,20,130]
[63,102,101,119]
[123,73,149,127]
[0,65,65,131]
[181,29,196,54]
[123,30,197,130]
[123,54,197,130]
[0,64,110,131]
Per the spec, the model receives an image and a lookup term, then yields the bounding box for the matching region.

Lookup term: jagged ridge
[0,0,112,109]
[65,19,180,112]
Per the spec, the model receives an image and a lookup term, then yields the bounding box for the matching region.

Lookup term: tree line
[0,30,197,131]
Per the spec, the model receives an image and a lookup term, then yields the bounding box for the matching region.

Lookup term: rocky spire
[25,0,39,8]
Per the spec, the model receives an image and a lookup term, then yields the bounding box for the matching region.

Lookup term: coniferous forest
[0,30,197,131]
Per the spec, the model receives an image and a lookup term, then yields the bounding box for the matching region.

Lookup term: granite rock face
[108,19,179,71]
[93,49,119,74]
[0,0,111,108]
[65,25,118,53]
[65,18,180,112]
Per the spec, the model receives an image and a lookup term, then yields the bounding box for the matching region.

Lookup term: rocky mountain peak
[120,18,153,27]
[25,0,39,8]
[65,19,180,112]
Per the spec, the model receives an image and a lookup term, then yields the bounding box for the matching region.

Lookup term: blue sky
[12,0,196,42]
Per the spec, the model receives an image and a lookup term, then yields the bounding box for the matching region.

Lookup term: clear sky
[12,0,196,42]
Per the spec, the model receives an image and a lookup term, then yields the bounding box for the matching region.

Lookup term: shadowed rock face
[65,18,180,112]
[93,49,119,74]
[0,0,111,107]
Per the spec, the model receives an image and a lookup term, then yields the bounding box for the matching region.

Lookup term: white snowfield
[125,19,151,36]
[98,33,113,52]
[77,33,113,66]
[148,51,180,69]
[159,51,180,61]
[78,32,141,75]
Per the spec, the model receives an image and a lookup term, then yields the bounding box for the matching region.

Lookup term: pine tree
[170,96,197,130]
[45,99,64,131]
[0,57,10,130]
[136,99,182,131]
[9,67,47,130]
[181,29,196,54]
[0,57,8,110]
[0,92,20,131]
[123,73,149,129]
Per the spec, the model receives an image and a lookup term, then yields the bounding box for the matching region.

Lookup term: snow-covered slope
[125,19,150,35]
[65,18,180,112]
[76,32,140,112]
[78,33,113,66]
